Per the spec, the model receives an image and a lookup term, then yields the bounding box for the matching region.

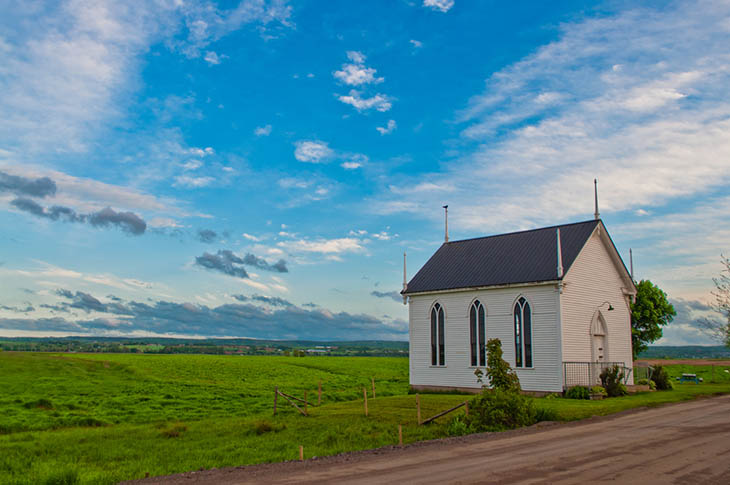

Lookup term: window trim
[513,295,533,368]
[469,299,487,367]
[430,302,446,366]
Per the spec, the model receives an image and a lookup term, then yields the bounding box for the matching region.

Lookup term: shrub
[464,388,536,432]
[485,339,521,392]
[649,380,656,390]
[447,414,470,436]
[651,365,673,390]
[534,406,558,422]
[600,365,629,397]
[636,378,649,385]
[590,386,608,397]
[565,386,590,400]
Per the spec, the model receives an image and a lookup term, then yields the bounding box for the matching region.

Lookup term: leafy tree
[698,255,730,347]
[631,280,676,359]
[485,338,521,392]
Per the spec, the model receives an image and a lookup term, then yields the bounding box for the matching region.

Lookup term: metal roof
[403,219,601,295]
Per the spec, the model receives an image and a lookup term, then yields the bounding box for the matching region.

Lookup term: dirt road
[129,395,730,485]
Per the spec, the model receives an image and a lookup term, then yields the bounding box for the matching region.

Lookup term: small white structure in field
[402,186,636,393]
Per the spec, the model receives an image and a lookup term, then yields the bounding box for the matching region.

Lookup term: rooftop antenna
[402,252,408,305]
[594,178,600,220]
[630,248,634,281]
[443,205,449,242]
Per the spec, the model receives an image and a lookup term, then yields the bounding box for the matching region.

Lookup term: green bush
[447,414,470,436]
[590,386,607,397]
[565,386,590,400]
[534,406,558,422]
[636,378,649,385]
[649,380,656,390]
[600,365,629,397]
[463,388,536,432]
[651,365,673,390]
[485,339,521,392]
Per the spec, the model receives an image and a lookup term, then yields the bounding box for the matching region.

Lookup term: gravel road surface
[126,394,730,485]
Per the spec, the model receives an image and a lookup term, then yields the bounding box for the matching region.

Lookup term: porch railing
[563,361,632,388]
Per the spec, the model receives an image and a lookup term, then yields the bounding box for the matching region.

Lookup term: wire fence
[563,361,633,388]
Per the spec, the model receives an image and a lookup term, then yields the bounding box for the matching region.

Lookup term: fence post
[273,386,278,416]
[318,379,322,405]
[416,394,421,425]
[464,401,469,416]
[372,377,376,398]
[299,445,304,461]
[363,387,368,416]
[398,424,403,446]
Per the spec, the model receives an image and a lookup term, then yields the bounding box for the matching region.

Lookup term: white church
[401,187,636,394]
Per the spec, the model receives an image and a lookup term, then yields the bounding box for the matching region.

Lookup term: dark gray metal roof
[403,219,601,295]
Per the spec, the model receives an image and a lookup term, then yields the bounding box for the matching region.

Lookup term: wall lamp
[599,301,614,311]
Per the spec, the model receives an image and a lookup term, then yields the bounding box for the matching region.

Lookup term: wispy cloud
[338,90,392,112]
[254,124,272,136]
[423,0,454,13]
[379,2,730,233]
[376,119,397,135]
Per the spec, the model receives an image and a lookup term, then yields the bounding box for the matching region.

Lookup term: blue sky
[1,0,728,344]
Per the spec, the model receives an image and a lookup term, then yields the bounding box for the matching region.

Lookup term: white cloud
[341,161,362,170]
[423,0,454,13]
[242,233,262,241]
[376,119,397,135]
[410,39,423,49]
[278,177,311,189]
[346,51,366,64]
[333,52,384,86]
[278,237,364,255]
[338,90,392,112]
[173,175,215,188]
[254,124,272,136]
[294,140,335,163]
[203,51,223,65]
[181,159,203,171]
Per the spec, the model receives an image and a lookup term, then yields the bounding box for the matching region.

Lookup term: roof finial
[594,178,600,220]
[556,228,564,279]
[630,248,634,281]
[443,205,449,242]
[402,252,408,305]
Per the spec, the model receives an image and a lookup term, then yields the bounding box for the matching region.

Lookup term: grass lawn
[1,353,729,484]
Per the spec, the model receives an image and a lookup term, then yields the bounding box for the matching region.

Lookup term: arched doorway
[591,312,608,363]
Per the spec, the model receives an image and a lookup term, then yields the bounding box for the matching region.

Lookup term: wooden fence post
[363,387,369,416]
[416,394,421,425]
[372,377,376,398]
[304,390,308,414]
[299,445,304,461]
[318,379,322,405]
[398,424,403,446]
[273,386,278,416]
[465,401,469,416]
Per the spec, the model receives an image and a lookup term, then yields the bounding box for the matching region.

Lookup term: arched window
[430,303,445,366]
[514,297,532,368]
[469,300,486,366]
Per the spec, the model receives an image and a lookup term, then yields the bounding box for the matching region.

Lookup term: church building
[401,191,636,393]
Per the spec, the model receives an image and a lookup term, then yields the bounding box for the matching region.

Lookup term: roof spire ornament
[594,178,600,220]
[402,252,408,305]
[443,205,449,242]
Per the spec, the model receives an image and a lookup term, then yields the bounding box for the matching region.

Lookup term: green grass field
[1,352,729,484]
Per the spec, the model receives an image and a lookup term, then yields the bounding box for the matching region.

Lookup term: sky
[1,0,728,345]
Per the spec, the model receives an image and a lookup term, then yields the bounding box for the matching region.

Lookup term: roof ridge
[444,219,599,245]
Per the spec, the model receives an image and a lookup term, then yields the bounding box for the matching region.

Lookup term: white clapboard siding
[409,284,563,392]
[560,227,634,384]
